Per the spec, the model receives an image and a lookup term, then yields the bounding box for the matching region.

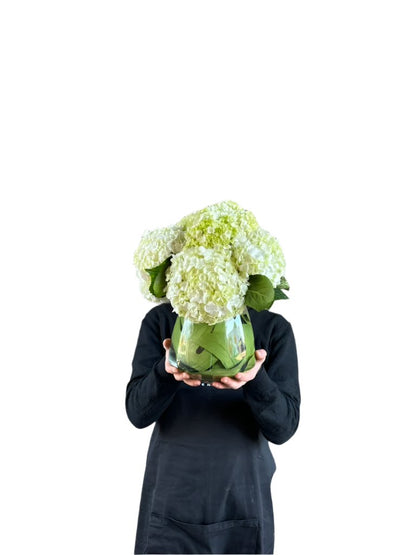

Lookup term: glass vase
[169,307,256,384]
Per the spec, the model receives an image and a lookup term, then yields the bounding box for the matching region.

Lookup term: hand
[162,339,202,387]
[211,349,267,390]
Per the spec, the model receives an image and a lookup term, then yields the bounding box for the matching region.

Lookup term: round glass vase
[169,307,256,384]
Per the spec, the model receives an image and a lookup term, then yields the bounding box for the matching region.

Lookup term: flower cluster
[133,201,287,323]
[233,227,286,287]
[179,200,258,249]
[166,247,248,325]
[133,226,185,302]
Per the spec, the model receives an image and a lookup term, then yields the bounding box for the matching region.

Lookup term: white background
[1,1,415,554]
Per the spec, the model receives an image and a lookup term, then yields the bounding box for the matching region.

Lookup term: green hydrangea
[180,201,258,249]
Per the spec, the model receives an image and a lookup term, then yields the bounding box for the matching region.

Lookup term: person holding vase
[126,202,301,554]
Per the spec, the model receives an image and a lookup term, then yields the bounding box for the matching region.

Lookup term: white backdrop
[1,2,415,554]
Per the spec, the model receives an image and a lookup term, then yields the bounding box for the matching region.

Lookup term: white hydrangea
[166,246,248,324]
[133,225,185,302]
[233,228,286,287]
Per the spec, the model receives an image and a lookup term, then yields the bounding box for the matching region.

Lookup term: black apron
[134,381,276,554]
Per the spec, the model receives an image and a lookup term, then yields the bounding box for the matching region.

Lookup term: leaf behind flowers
[145,256,171,298]
[245,274,275,311]
[274,276,290,300]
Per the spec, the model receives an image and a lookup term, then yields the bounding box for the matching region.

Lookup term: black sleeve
[243,319,301,445]
[125,309,180,429]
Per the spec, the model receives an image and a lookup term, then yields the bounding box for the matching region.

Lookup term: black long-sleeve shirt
[126,303,300,444]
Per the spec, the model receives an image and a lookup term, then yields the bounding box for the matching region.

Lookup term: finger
[165,362,181,374]
[255,349,267,362]
[231,352,267,381]
[211,382,228,389]
[220,376,243,390]
[233,367,250,381]
[232,372,249,382]
[163,338,177,376]
[172,371,190,380]
[184,379,202,387]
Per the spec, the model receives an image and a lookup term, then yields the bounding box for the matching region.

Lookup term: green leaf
[145,256,171,298]
[273,276,290,300]
[245,274,275,311]
[279,276,290,290]
[274,287,289,300]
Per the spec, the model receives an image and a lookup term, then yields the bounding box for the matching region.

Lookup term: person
[125,302,300,554]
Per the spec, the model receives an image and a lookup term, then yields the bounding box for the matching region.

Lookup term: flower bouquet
[133,201,289,383]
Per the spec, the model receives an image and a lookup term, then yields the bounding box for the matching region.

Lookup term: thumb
[255,349,267,362]
[163,338,171,351]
